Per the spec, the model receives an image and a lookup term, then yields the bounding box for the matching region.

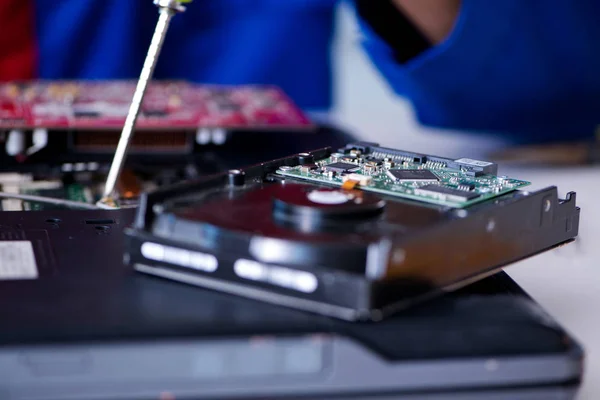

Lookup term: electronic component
[0,81,312,132]
[21,184,90,211]
[0,156,227,211]
[414,184,480,202]
[381,157,395,169]
[363,161,380,174]
[385,169,439,183]
[454,158,496,176]
[323,162,359,174]
[342,173,372,186]
[0,172,97,211]
[364,165,376,174]
[278,145,529,208]
[458,182,476,191]
[125,142,580,321]
[300,164,318,173]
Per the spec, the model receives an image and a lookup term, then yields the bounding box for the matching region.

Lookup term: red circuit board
[0,81,313,130]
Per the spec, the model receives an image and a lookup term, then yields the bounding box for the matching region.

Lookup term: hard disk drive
[125,142,580,320]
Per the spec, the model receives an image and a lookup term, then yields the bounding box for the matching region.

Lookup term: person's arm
[353,0,460,64]
[352,1,599,144]
[391,0,461,44]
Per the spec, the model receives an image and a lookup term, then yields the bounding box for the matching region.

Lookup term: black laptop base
[0,209,583,400]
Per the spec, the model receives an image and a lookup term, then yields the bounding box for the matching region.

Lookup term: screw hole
[95,225,110,232]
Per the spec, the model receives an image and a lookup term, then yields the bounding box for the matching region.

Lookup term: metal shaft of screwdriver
[101,6,176,201]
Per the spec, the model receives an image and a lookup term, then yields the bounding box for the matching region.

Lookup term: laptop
[0,208,583,400]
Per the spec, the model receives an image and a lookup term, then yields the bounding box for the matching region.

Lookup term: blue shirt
[355,0,600,143]
[33,0,337,111]
[31,0,600,143]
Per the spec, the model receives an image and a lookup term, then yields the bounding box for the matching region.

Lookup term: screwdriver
[98,0,192,208]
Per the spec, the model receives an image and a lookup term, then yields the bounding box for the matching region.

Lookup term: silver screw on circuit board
[98,0,191,209]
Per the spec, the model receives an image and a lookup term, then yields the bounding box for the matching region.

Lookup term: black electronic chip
[414,184,480,202]
[386,169,439,182]
[324,162,359,174]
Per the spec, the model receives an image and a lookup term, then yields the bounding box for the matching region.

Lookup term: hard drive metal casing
[125,142,580,320]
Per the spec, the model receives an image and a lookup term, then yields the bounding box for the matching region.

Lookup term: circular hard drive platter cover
[156,182,403,242]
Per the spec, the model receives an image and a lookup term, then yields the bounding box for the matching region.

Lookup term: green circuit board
[276,153,530,208]
[22,183,91,211]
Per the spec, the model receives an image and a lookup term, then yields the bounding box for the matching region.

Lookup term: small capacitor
[364,164,375,174]
[330,153,344,162]
[300,164,318,173]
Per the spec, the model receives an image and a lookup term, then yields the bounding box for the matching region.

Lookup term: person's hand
[392,0,461,44]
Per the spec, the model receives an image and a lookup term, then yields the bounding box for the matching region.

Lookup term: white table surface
[329,4,600,397]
